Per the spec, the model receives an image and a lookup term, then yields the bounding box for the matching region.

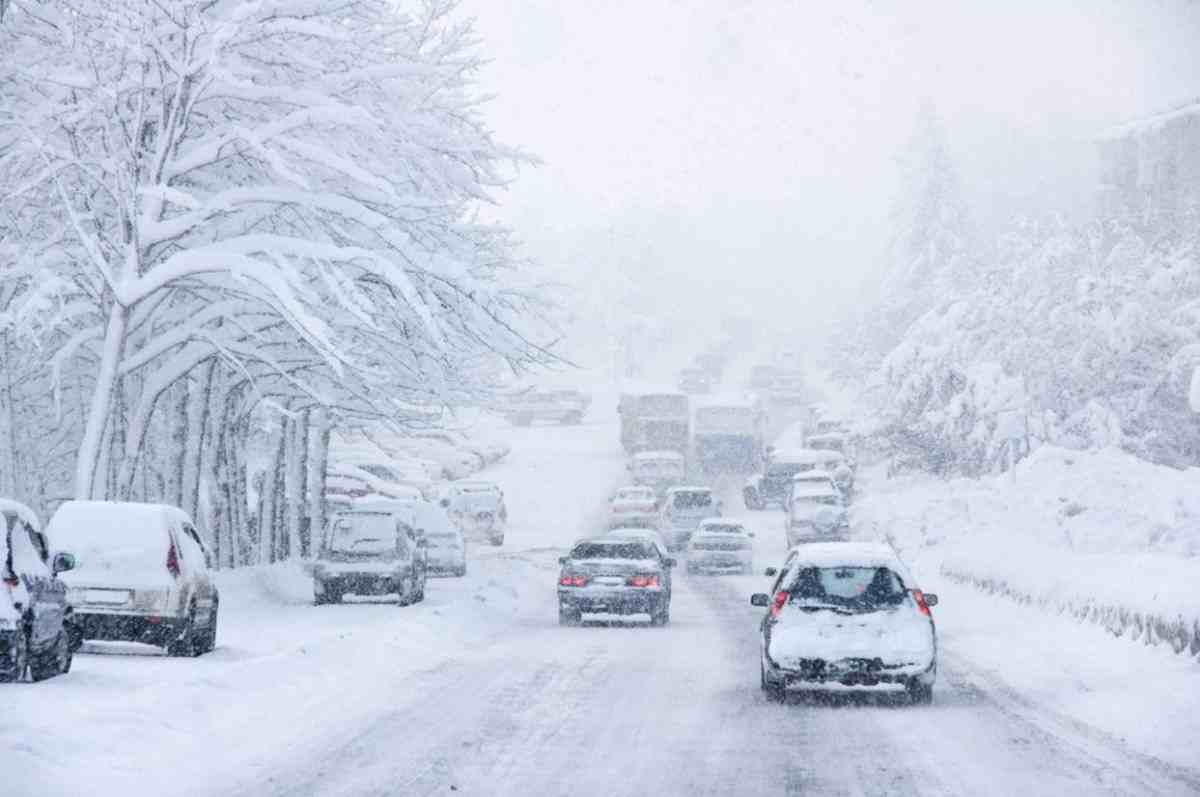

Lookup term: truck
[692,394,765,473]
[618,387,690,455]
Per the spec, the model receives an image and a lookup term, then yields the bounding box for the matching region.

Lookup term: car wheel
[455,564,467,578]
[167,603,199,657]
[906,680,933,705]
[651,600,670,626]
[415,573,426,603]
[761,662,785,702]
[0,626,28,683]
[558,605,581,626]
[200,600,219,654]
[30,630,70,681]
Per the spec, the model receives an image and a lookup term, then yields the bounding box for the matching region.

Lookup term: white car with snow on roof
[785,482,849,547]
[629,450,687,494]
[48,501,219,657]
[659,486,721,551]
[752,542,938,703]
[686,519,754,575]
[608,486,660,529]
[445,481,507,545]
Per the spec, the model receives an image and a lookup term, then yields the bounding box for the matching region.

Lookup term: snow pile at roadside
[854,445,1200,657]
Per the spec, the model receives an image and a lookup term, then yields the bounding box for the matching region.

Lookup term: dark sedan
[557,539,675,626]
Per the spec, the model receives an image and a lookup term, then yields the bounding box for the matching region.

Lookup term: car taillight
[628,574,659,587]
[2,574,18,588]
[166,541,181,578]
[770,590,789,619]
[912,589,932,617]
[559,574,588,587]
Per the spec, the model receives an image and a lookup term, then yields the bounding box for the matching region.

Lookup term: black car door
[14,520,64,651]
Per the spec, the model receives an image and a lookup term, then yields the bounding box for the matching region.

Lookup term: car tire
[455,564,467,578]
[761,662,785,702]
[200,599,219,654]
[167,603,199,657]
[30,630,70,681]
[415,573,426,603]
[558,605,581,626]
[651,600,670,626]
[0,626,28,683]
[906,680,933,705]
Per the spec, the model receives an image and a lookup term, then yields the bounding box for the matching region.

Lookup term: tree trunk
[258,420,286,565]
[76,302,128,499]
[284,411,308,560]
[182,361,216,521]
[304,407,330,559]
[166,380,189,506]
[0,329,16,498]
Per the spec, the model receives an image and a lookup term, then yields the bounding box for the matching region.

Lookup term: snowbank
[854,446,1200,658]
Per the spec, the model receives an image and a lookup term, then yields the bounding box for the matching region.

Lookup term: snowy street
[9,413,1199,797]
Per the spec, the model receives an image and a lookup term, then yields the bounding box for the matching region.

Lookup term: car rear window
[784,566,907,610]
[671,491,713,510]
[701,524,744,534]
[327,513,398,554]
[571,542,654,560]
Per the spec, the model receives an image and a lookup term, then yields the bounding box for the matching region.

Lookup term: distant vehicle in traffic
[686,519,754,575]
[605,526,672,559]
[1,500,76,682]
[445,481,507,545]
[693,395,765,473]
[785,481,850,546]
[618,388,690,454]
[659,486,721,551]
[557,538,676,626]
[313,510,428,605]
[744,448,845,510]
[677,367,713,395]
[49,501,219,657]
[422,525,467,577]
[608,486,660,529]
[752,543,938,704]
[505,389,591,426]
[628,450,687,494]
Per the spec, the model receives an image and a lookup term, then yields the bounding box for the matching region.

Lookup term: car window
[570,542,654,560]
[10,518,51,579]
[327,513,398,554]
[671,492,713,510]
[701,524,744,534]
[181,523,210,570]
[783,567,907,611]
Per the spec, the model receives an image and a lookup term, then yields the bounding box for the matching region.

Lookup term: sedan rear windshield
[784,567,907,611]
[571,542,655,560]
[700,524,744,534]
[327,514,398,554]
[671,492,713,510]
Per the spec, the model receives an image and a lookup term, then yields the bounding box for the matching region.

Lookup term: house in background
[1098,98,1200,222]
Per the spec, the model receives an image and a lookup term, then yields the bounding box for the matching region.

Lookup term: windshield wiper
[792,601,854,615]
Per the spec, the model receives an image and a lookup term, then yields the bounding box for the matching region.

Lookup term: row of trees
[0,1,555,562]
[833,104,1200,474]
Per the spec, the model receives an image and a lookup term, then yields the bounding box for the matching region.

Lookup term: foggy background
[468,0,1200,365]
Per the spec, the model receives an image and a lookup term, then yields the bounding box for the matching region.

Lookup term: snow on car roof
[697,518,745,531]
[0,498,41,532]
[49,500,190,531]
[791,482,841,497]
[664,485,713,494]
[792,469,835,482]
[783,542,909,573]
[632,450,685,461]
[691,392,758,409]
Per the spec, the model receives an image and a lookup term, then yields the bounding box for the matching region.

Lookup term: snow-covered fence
[940,564,1200,659]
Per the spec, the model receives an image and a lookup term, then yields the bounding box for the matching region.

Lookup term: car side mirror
[764,567,778,577]
[664,557,677,568]
[52,552,76,575]
[750,593,770,607]
[558,556,568,565]
[924,593,939,607]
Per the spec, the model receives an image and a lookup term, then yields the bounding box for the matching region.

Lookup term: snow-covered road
[9,416,1200,796]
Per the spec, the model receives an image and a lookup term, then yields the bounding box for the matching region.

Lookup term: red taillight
[559,574,587,587]
[2,574,18,588]
[770,590,789,619]
[166,541,181,578]
[912,589,932,617]
[628,574,659,588]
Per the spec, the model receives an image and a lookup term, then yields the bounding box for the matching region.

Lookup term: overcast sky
[466,0,1200,360]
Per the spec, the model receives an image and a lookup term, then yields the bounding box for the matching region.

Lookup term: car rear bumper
[766,654,935,687]
[427,556,465,573]
[74,611,187,646]
[559,588,664,614]
[316,573,406,595]
[688,553,752,571]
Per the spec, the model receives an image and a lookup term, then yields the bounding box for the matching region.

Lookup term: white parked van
[47,502,218,657]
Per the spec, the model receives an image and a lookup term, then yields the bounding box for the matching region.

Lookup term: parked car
[325,461,428,511]
[608,486,660,529]
[1,499,75,682]
[659,486,721,551]
[557,537,676,626]
[423,524,467,577]
[686,519,754,575]
[313,510,428,604]
[785,482,850,547]
[752,542,938,704]
[445,481,507,545]
[359,495,463,577]
[786,470,844,509]
[505,389,591,426]
[48,501,218,657]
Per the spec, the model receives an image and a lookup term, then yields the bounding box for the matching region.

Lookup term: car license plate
[85,589,130,605]
[595,577,624,586]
